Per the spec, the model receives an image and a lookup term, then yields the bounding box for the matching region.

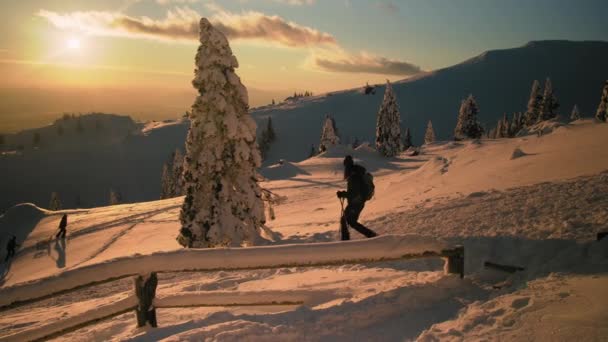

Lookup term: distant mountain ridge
[253,40,608,163]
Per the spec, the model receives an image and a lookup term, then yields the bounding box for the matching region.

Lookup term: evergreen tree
[318,114,340,153]
[265,117,276,142]
[523,80,543,127]
[570,105,581,121]
[595,80,608,122]
[49,192,62,211]
[178,19,264,248]
[510,112,521,137]
[172,149,185,196]
[160,161,173,199]
[375,80,402,156]
[501,113,510,138]
[424,121,435,144]
[538,78,559,122]
[495,119,504,138]
[109,189,122,205]
[454,94,484,140]
[403,128,412,149]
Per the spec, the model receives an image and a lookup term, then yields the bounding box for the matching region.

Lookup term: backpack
[361,172,375,201]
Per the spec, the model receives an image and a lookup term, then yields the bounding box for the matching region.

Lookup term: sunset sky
[0,0,606,132]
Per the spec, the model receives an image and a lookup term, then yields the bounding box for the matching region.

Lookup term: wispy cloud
[38,7,336,47]
[375,1,399,14]
[313,52,422,76]
[156,0,200,4]
[273,0,316,5]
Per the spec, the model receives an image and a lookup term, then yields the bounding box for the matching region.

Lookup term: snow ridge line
[0,235,453,308]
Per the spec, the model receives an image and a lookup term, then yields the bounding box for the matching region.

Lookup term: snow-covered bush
[178,18,264,248]
[375,80,402,156]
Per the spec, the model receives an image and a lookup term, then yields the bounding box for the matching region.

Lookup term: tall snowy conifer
[501,113,510,138]
[510,112,521,137]
[172,149,185,196]
[570,105,581,121]
[318,114,340,153]
[403,127,412,149]
[595,80,608,122]
[375,80,402,156]
[454,95,484,140]
[538,78,559,122]
[178,18,264,248]
[524,80,543,126]
[424,121,435,144]
[495,119,504,138]
[160,161,173,199]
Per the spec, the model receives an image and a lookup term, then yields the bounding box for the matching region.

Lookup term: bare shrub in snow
[178,18,264,248]
[375,80,402,156]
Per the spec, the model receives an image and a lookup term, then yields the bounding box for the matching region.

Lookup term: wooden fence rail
[0,235,464,341]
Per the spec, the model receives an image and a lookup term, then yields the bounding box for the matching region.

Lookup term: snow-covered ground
[1,120,607,341]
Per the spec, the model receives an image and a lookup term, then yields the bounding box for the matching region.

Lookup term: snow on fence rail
[0,235,464,341]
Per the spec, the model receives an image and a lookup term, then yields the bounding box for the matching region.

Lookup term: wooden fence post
[444,246,464,278]
[134,272,158,328]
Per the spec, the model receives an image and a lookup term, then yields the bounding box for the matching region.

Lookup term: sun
[66,38,81,50]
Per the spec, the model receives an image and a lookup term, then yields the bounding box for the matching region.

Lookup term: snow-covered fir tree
[160,162,173,199]
[570,105,581,121]
[501,113,510,138]
[109,189,122,205]
[524,80,543,127]
[49,192,62,211]
[510,112,522,137]
[375,80,402,156]
[495,119,504,138]
[596,80,608,122]
[259,117,277,160]
[160,149,185,199]
[424,121,435,144]
[177,18,265,248]
[403,127,412,149]
[318,114,340,153]
[538,78,559,122]
[454,94,484,140]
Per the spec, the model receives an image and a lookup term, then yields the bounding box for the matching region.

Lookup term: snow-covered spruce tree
[177,18,265,248]
[510,112,521,137]
[265,117,276,142]
[495,119,504,138]
[454,95,484,140]
[570,105,581,121]
[160,161,173,199]
[49,192,62,211]
[502,113,510,138]
[596,80,608,122]
[375,80,402,156]
[403,127,412,149]
[318,114,340,153]
[523,80,543,127]
[424,120,435,144]
[109,189,122,205]
[538,78,559,122]
[172,149,185,196]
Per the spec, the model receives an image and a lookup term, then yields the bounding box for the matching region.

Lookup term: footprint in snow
[510,297,531,309]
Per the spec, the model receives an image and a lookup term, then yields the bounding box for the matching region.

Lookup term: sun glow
[66,38,81,50]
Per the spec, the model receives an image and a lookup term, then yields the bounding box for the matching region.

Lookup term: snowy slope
[0,120,607,341]
[253,40,608,163]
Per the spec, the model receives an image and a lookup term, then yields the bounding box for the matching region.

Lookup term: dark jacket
[59,215,68,230]
[346,164,367,203]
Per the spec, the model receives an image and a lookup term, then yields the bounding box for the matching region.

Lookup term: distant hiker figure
[337,155,378,240]
[5,235,18,262]
[56,214,68,239]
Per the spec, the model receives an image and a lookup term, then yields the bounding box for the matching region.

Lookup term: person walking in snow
[337,155,378,240]
[56,213,68,239]
[5,235,18,262]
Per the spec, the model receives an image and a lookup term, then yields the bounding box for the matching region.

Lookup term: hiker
[56,213,68,239]
[337,155,378,240]
[5,235,17,262]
